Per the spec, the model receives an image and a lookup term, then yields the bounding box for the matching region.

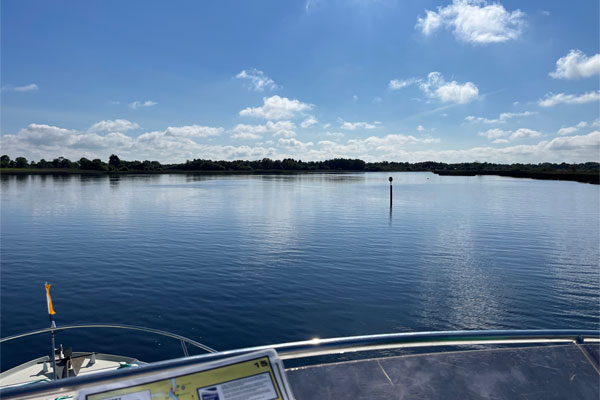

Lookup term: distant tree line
[1,154,598,174]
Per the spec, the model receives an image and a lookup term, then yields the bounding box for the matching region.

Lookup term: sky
[1,0,599,164]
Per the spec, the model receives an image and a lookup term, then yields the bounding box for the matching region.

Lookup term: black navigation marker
[389,176,393,207]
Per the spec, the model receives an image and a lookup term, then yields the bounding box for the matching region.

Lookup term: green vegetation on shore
[1,154,598,183]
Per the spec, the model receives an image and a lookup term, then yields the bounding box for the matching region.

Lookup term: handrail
[0,329,598,400]
[0,323,217,354]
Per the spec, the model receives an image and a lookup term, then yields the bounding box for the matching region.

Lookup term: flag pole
[45,282,58,380]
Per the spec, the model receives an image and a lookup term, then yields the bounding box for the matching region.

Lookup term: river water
[1,172,598,368]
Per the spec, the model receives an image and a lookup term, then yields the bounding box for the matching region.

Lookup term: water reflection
[109,175,121,187]
[0,172,598,367]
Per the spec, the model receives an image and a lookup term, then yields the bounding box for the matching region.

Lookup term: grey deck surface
[286,344,600,399]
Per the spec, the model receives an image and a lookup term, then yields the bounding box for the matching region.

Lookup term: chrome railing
[1,329,598,399]
[0,323,217,356]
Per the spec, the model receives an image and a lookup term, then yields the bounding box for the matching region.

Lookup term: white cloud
[340,121,378,130]
[550,50,600,79]
[300,116,318,128]
[2,123,598,164]
[420,72,479,104]
[235,69,278,91]
[509,128,541,140]
[592,119,600,128]
[499,111,537,120]
[231,120,296,139]
[323,123,331,129]
[2,83,39,92]
[277,138,314,151]
[129,100,157,109]
[557,121,588,135]
[14,83,39,92]
[416,0,526,44]
[389,78,419,90]
[231,132,262,140]
[479,127,541,141]
[164,125,223,138]
[239,95,312,120]
[557,127,577,136]
[577,121,589,129]
[318,134,441,155]
[479,128,511,139]
[417,125,425,131]
[1,124,135,157]
[88,119,141,133]
[325,132,345,139]
[0,123,235,163]
[492,139,509,144]
[538,91,600,107]
[435,81,479,103]
[315,132,600,163]
[465,111,536,124]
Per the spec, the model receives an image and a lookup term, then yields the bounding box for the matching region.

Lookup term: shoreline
[1,168,598,184]
[433,170,599,184]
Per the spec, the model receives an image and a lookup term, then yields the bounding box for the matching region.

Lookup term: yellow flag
[45,283,56,315]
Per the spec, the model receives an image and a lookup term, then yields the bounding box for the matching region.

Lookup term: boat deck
[0,353,141,390]
[286,343,600,399]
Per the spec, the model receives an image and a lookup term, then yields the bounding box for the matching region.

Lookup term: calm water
[1,172,599,368]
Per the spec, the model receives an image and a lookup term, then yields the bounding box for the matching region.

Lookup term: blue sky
[1,0,599,163]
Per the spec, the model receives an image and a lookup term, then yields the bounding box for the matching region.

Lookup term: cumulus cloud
[300,116,318,128]
[235,69,278,91]
[129,100,157,109]
[538,91,600,107]
[391,72,479,103]
[509,128,541,140]
[465,111,536,124]
[2,122,598,164]
[479,127,541,141]
[550,50,600,79]
[416,0,525,44]
[239,95,312,120]
[319,132,599,164]
[231,121,296,140]
[1,124,135,158]
[164,125,223,138]
[277,138,314,151]
[420,72,479,103]
[231,132,261,140]
[2,83,39,92]
[316,134,441,159]
[325,132,345,139]
[417,125,425,131]
[0,123,231,163]
[557,121,588,135]
[88,119,141,133]
[479,128,511,139]
[340,121,378,130]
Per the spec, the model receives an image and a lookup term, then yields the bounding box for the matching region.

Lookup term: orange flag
[45,283,56,315]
